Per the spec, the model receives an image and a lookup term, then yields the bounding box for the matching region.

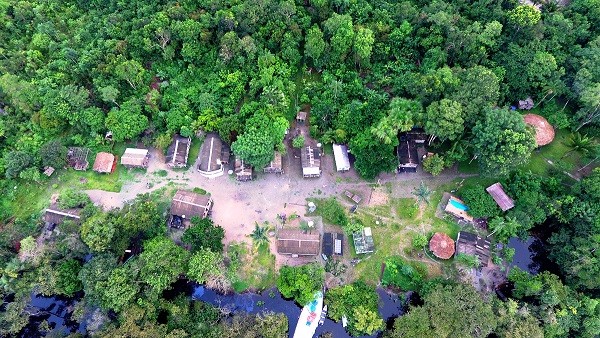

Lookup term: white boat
[293,291,323,338]
[319,305,328,325]
[342,314,348,328]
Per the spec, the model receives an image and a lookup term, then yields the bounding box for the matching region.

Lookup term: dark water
[507,236,560,275]
[19,293,85,338]
[192,285,405,338]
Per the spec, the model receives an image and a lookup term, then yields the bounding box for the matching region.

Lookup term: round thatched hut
[429,232,455,259]
[523,114,555,147]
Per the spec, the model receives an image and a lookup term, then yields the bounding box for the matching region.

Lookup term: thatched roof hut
[234,158,252,181]
[277,229,320,256]
[170,190,212,219]
[166,135,191,168]
[524,114,555,146]
[429,232,455,259]
[456,231,491,267]
[93,152,115,173]
[197,133,225,178]
[264,152,283,174]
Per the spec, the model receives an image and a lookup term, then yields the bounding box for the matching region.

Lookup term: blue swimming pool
[449,199,469,211]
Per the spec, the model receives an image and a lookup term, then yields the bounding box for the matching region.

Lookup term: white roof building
[333,144,350,172]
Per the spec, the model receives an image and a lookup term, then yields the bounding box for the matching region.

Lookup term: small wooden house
[166,135,191,168]
[169,190,213,228]
[234,158,253,182]
[397,130,427,173]
[43,205,81,225]
[301,146,321,178]
[93,152,116,174]
[456,231,491,267]
[121,148,150,168]
[277,229,320,256]
[263,152,283,174]
[486,183,515,212]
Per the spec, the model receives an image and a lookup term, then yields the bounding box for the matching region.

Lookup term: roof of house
[456,231,491,267]
[198,133,223,173]
[92,152,115,173]
[296,111,308,120]
[170,190,212,218]
[264,152,283,171]
[43,166,55,177]
[523,113,555,146]
[518,97,534,110]
[353,227,375,254]
[301,146,321,169]
[67,147,90,170]
[166,135,191,167]
[486,183,515,211]
[333,144,350,171]
[429,232,455,259]
[235,158,252,177]
[323,232,344,256]
[277,229,320,255]
[121,148,149,166]
[43,205,81,225]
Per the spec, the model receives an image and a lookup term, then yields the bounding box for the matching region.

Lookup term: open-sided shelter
[333,144,351,172]
[67,147,90,171]
[234,158,253,181]
[264,152,283,174]
[486,183,515,212]
[169,190,213,227]
[301,146,321,178]
[429,232,455,259]
[121,148,149,168]
[93,152,116,173]
[353,227,375,254]
[166,135,191,168]
[277,229,320,256]
[456,231,491,267]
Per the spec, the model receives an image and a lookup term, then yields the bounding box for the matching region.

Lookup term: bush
[58,189,91,209]
[460,184,500,218]
[412,233,428,249]
[422,154,446,176]
[382,256,427,290]
[40,140,67,169]
[277,263,324,305]
[292,135,305,148]
[325,281,383,336]
[5,151,33,179]
[311,198,349,228]
[456,253,479,268]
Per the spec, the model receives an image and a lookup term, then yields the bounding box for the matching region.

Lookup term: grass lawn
[520,129,580,175]
[230,242,277,292]
[187,136,202,167]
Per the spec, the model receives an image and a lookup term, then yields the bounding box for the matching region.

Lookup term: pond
[507,236,560,275]
[19,293,84,338]
[191,285,406,338]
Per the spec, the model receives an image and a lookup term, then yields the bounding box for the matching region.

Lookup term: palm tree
[249,222,270,249]
[412,181,432,205]
[562,132,596,159]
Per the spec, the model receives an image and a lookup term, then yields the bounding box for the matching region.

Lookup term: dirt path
[86,148,474,250]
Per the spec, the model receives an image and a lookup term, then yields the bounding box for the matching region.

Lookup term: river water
[507,236,560,275]
[191,284,404,338]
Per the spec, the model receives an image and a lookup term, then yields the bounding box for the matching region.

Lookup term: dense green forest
[1,0,600,337]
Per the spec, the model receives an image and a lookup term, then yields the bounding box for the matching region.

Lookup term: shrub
[382,256,427,290]
[292,135,305,148]
[422,154,446,176]
[460,184,500,218]
[277,263,324,305]
[311,198,349,228]
[59,189,91,209]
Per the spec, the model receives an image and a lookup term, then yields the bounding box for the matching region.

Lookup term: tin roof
[92,152,115,173]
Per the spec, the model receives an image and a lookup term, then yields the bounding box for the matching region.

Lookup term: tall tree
[139,237,189,293]
[471,108,536,176]
[231,112,288,168]
[424,99,464,144]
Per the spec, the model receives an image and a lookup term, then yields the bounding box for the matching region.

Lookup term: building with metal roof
[333,144,350,172]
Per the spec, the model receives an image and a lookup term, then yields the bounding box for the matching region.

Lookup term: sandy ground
[86,145,475,267]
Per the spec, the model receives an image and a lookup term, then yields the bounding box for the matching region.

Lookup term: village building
[322,232,344,257]
[67,147,90,171]
[353,227,375,254]
[169,190,213,228]
[444,195,473,222]
[43,166,55,177]
[456,231,491,267]
[263,152,284,174]
[397,130,427,173]
[166,134,191,168]
[523,113,555,147]
[234,158,253,181]
[296,111,308,123]
[518,97,534,110]
[276,229,321,256]
[43,205,81,225]
[429,232,455,259]
[121,148,150,168]
[92,152,116,174]
[197,133,225,178]
[301,146,321,178]
[333,144,351,172]
[486,183,515,212]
